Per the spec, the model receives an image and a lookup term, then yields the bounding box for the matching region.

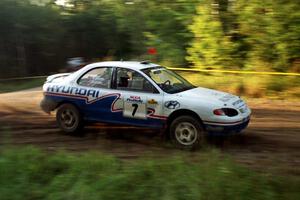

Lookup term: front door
[112,67,165,128]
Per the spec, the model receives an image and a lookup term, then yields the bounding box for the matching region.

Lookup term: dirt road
[0,90,299,175]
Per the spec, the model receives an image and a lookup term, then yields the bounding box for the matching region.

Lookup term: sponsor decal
[147,99,158,104]
[232,99,243,106]
[219,94,235,102]
[46,84,100,102]
[164,101,180,109]
[45,85,167,120]
[239,106,248,114]
[126,96,143,104]
[45,84,122,110]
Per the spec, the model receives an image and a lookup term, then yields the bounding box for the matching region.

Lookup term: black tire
[169,115,204,150]
[56,103,84,135]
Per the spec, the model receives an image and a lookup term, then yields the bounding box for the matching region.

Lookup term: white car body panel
[41,61,251,134]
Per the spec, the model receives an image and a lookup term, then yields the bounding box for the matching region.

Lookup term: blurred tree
[187,0,249,69]
[58,0,131,60]
[0,0,299,78]
[0,0,64,77]
[188,0,300,71]
[236,0,300,71]
[187,0,227,68]
[116,0,199,66]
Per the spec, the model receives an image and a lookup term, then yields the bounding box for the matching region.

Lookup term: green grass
[0,78,45,93]
[0,147,299,200]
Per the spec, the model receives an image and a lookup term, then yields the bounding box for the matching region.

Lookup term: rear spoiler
[46,73,71,83]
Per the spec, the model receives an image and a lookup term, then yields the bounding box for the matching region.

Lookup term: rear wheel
[170,115,204,150]
[56,103,84,134]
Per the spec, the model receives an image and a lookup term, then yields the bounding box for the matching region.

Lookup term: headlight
[213,108,238,117]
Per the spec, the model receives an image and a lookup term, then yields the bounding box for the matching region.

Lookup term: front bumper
[205,118,250,136]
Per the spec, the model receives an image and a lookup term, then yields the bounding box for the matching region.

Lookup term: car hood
[177,87,244,108]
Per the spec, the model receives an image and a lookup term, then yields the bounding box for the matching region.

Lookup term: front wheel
[170,116,204,150]
[56,103,84,134]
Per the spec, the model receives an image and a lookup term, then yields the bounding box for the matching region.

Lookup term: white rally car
[41,61,251,149]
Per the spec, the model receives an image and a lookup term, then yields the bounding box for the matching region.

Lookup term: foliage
[187,1,235,69]
[0,146,299,200]
[0,0,64,77]
[187,0,300,71]
[0,0,299,78]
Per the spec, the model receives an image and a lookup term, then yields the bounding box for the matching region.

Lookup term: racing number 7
[131,103,138,116]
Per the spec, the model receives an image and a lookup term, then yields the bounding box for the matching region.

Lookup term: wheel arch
[167,109,204,128]
[56,100,82,114]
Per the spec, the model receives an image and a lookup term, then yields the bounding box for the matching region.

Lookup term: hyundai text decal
[46,84,100,103]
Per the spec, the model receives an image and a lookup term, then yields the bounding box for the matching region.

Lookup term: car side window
[78,67,112,88]
[116,68,156,93]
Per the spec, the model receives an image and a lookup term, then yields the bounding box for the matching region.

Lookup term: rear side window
[78,67,113,88]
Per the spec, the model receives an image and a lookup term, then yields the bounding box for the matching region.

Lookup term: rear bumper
[40,96,58,113]
[205,117,250,136]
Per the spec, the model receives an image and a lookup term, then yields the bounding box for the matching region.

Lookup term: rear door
[76,66,116,120]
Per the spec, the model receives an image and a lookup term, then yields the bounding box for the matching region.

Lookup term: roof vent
[140,60,150,64]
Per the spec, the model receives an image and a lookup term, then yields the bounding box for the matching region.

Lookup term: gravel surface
[0,90,299,175]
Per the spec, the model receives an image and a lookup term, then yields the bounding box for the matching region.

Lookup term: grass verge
[0,78,45,93]
[180,72,300,99]
[0,147,299,200]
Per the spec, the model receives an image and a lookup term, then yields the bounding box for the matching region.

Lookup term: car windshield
[142,67,196,94]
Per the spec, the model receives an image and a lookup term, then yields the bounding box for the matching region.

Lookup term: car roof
[85,61,160,71]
